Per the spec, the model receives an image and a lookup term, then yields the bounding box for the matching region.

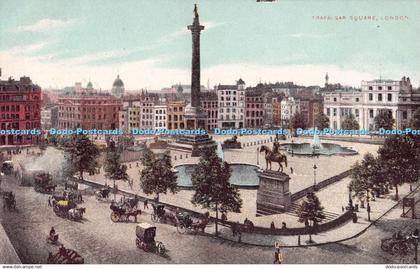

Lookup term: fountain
[310,132,322,150]
[216,142,224,161]
[281,131,357,156]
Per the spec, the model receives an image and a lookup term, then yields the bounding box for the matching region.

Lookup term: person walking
[143,199,149,210]
[273,244,284,264]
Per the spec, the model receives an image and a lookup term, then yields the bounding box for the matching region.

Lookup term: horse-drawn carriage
[53,200,86,221]
[2,191,16,211]
[95,186,112,201]
[135,223,166,255]
[110,199,141,223]
[381,232,419,256]
[176,212,210,234]
[151,204,177,225]
[34,172,56,194]
[47,246,84,264]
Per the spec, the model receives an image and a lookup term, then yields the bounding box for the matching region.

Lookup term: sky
[0,0,419,91]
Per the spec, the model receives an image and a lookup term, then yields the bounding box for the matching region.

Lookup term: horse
[68,208,86,221]
[259,145,288,172]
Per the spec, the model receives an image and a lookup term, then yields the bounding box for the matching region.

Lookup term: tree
[104,141,129,199]
[374,110,395,130]
[290,112,306,135]
[297,192,325,243]
[411,107,420,129]
[191,147,242,236]
[314,112,330,130]
[377,135,420,200]
[63,134,99,180]
[349,153,384,220]
[341,114,359,130]
[140,149,178,201]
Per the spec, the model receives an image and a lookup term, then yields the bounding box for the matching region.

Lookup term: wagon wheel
[110,212,120,222]
[177,223,186,234]
[151,213,158,223]
[156,241,166,255]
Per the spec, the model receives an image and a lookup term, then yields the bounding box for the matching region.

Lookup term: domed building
[112,75,125,98]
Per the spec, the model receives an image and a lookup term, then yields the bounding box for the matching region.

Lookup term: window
[403,111,408,120]
[355,109,359,117]
[333,98,337,102]
[369,86,373,90]
[378,86,382,90]
[369,109,374,118]
[378,94,383,101]
[327,108,330,116]
[356,98,359,102]
[369,93,373,101]
[387,94,392,102]
[333,108,337,116]
[388,86,392,90]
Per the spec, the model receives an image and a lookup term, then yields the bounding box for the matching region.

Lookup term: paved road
[1,175,418,264]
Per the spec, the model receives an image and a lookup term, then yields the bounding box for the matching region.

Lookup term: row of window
[219,108,244,113]
[220,115,244,120]
[368,86,393,91]
[368,93,393,102]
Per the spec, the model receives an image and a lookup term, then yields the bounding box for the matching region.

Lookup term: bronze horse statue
[259,145,288,172]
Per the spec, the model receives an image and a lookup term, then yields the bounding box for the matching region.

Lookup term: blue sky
[0,0,419,90]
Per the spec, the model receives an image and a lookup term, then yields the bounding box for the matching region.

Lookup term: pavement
[1,174,418,264]
[0,223,21,264]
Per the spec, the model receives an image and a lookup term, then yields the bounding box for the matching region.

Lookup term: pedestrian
[48,196,52,207]
[144,199,149,210]
[273,243,284,264]
[270,221,275,230]
[221,212,227,221]
[290,167,293,174]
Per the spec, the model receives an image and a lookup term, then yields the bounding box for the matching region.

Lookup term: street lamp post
[257,147,260,165]
[366,193,371,221]
[348,186,353,210]
[291,139,294,157]
[313,164,317,187]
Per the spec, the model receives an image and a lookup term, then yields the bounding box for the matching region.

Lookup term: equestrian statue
[259,142,288,172]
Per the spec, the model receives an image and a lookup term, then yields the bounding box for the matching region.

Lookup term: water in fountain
[310,131,323,150]
[216,142,224,161]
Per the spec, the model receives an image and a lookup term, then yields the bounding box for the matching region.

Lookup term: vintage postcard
[0,0,419,267]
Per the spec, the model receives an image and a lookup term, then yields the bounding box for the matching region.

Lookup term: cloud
[14,18,78,32]
[5,41,51,55]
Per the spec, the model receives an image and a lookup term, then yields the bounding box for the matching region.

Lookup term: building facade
[245,90,264,128]
[0,76,42,145]
[167,100,185,130]
[58,93,121,129]
[201,91,218,132]
[41,105,58,130]
[153,105,168,130]
[216,79,245,129]
[323,77,420,130]
[281,97,300,127]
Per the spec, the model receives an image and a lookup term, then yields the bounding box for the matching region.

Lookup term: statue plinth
[256,169,291,216]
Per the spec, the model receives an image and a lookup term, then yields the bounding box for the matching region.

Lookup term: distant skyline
[0,0,419,90]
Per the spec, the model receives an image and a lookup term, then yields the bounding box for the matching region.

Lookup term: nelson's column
[170,4,216,156]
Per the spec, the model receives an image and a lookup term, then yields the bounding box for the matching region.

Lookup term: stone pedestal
[256,170,291,216]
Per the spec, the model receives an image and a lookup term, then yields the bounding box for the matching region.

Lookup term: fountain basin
[281,142,357,156]
[174,163,260,189]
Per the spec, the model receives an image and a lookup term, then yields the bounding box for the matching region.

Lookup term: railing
[291,169,352,201]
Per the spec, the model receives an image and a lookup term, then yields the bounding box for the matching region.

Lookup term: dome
[87,81,93,89]
[113,75,124,87]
